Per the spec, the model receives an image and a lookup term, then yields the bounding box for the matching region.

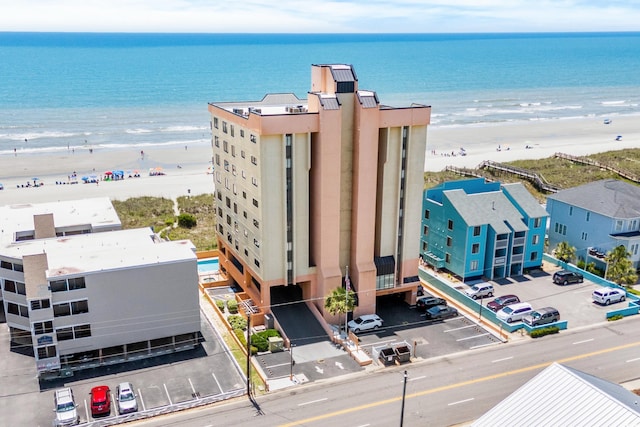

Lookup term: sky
[2,0,640,33]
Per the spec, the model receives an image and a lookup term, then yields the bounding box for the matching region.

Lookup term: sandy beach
[0,114,638,206]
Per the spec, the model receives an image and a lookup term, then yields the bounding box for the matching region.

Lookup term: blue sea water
[1,32,639,156]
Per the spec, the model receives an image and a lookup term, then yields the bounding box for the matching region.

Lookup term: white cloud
[1,0,639,32]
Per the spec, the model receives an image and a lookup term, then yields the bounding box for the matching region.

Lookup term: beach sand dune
[0,115,638,205]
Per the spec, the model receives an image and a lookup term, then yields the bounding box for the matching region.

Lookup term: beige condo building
[208,64,430,325]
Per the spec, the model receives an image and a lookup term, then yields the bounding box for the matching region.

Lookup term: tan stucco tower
[208,64,430,325]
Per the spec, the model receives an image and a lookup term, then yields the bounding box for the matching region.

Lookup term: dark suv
[553,270,583,285]
[416,296,446,312]
[487,294,520,312]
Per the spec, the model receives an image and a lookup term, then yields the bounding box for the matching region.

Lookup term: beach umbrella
[81,176,89,181]
[104,171,113,175]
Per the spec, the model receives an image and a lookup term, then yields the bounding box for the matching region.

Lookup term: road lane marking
[626,357,640,363]
[279,339,640,427]
[298,398,328,406]
[457,333,490,341]
[573,338,594,345]
[408,375,426,382]
[138,388,146,411]
[444,325,476,333]
[448,398,474,406]
[164,383,172,405]
[492,356,514,363]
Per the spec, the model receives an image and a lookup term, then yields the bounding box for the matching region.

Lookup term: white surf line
[457,333,490,341]
[138,388,146,411]
[444,324,476,333]
[408,375,426,382]
[492,356,514,363]
[211,372,223,393]
[573,338,594,345]
[164,383,173,405]
[188,378,198,398]
[297,398,329,407]
[626,357,640,363]
[448,397,474,406]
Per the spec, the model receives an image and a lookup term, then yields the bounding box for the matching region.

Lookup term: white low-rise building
[0,198,200,378]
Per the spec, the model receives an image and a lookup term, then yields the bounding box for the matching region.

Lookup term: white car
[116,382,139,414]
[348,314,383,333]
[464,283,494,300]
[592,287,626,305]
[54,387,79,426]
[496,302,533,323]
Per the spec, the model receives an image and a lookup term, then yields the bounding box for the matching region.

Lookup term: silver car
[116,382,139,415]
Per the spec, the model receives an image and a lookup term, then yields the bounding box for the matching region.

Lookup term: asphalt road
[133,315,640,426]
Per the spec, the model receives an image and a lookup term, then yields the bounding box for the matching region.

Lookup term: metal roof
[502,182,549,218]
[473,363,640,426]
[547,179,640,219]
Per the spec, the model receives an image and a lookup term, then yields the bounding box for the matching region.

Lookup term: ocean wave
[125,128,153,134]
[601,100,627,105]
[0,130,76,141]
[161,125,208,132]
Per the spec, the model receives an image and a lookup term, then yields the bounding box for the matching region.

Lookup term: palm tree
[605,245,638,286]
[554,241,576,263]
[324,286,356,332]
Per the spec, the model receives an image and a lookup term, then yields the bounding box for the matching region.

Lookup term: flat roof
[0,197,120,246]
[9,228,196,279]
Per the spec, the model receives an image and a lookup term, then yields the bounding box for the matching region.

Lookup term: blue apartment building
[421,178,548,281]
[546,179,640,270]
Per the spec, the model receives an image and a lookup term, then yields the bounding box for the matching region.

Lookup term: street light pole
[246,313,251,399]
[400,370,408,427]
[289,344,295,381]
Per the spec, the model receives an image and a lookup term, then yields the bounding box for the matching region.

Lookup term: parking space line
[470,342,501,350]
[188,378,198,399]
[444,325,475,333]
[457,333,490,341]
[84,399,90,421]
[211,373,223,394]
[626,357,640,363]
[573,338,594,345]
[448,397,474,406]
[138,388,146,412]
[266,362,291,368]
[298,398,328,406]
[492,356,513,363]
[164,383,172,405]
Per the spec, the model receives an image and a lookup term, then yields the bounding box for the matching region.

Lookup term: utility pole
[400,370,408,426]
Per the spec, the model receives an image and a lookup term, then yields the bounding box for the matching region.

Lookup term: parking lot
[0,304,245,427]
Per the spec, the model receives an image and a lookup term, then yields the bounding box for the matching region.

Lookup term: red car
[90,385,111,417]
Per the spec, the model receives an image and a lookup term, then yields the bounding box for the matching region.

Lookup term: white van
[496,302,533,323]
[464,283,494,300]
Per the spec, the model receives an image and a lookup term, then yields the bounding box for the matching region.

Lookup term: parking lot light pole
[400,370,408,426]
[246,313,251,398]
[289,344,295,381]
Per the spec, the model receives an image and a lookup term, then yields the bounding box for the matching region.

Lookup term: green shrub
[608,314,624,321]
[215,299,226,312]
[177,213,197,228]
[234,328,257,354]
[228,314,247,330]
[250,329,281,352]
[227,299,238,314]
[165,218,175,227]
[530,326,560,338]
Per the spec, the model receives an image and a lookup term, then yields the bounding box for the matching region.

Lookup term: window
[7,302,19,316]
[530,251,538,261]
[222,121,228,133]
[423,225,428,235]
[569,206,573,216]
[213,117,219,129]
[68,277,85,290]
[472,243,480,254]
[254,259,260,267]
[446,236,452,247]
[231,145,236,157]
[616,220,623,232]
[532,235,540,245]
[37,345,56,359]
[31,299,51,310]
[447,219,453,231]
[50,280,67,292]
[214,136,219,147]
[0,260,12,270]
[586,212,591,222]
[254,239,260,248]
[240,129,245,138]
[253,219,259,229]
[71,300,89,315]
[223,140,228,153]
[14,263,23,272]
[4,279,16,293]
[470,260,478,271]
[422,241,428,251]
[473,226,481,236]
[241,150,246,158]
[424,209,430,220]
[250,134,256,143]
[253,199,259,208]
[56,327,73,341]
[445,253,451,263]
[251,156,257,165]
[53,303,71,317]
[534,218,541,228]
[33,321,53,335]
[74,324,91,339]
[252,177,258,187]
[230,124,235,137]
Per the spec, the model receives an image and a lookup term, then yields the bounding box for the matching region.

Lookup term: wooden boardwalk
[553,152,640,184]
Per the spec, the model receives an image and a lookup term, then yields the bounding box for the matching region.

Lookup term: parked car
[523,307,560,326]
[592,287,626,305]
[487,294,520,312]
[464,283,494,300]
[496,302,533,323]
[90,385,111,417]
[116,382,139,415]
[348,314,383,333]
[425,305,459,320]
[416,295,446,312]
[54,387,79,426]
[553,270,584,285]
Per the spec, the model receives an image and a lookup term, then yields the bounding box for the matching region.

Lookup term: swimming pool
[197,258,219,273]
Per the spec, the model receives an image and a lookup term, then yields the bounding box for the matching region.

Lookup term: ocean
[1,32,639,156]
